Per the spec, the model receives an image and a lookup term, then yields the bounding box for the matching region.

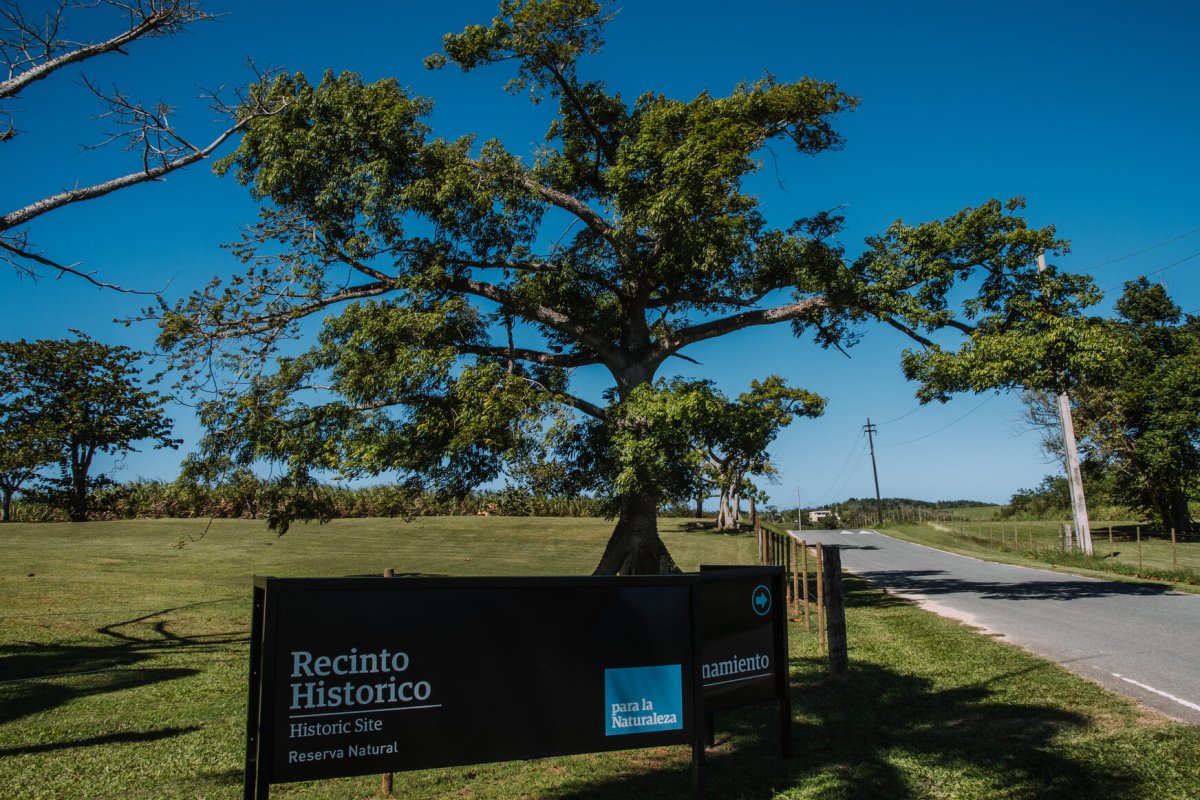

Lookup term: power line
[1080,227,1200,272]
[879,393,998,447]
[876,404,923,426]
[810,432,865,508]
[1101,249,1200,295]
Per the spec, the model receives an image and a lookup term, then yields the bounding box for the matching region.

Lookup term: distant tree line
[6,476,623,524]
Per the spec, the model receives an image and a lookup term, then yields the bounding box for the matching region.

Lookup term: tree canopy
[152,0,1104,573]
[0,401,55,522]
[697,376,825,530]
[1029,278,1199,534]
[0,334,179,521]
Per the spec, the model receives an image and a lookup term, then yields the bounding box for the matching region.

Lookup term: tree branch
[655,296,830,361]
[3,115,248,232]
[883,317,937,349]
[447,275,620,367]
[470,158,616,243]
[537,55,616,163]
[555,390,607,421]
[0,1,212,101]
[0,237,160,294]
[459,343,598,369]
[190,280,396,342]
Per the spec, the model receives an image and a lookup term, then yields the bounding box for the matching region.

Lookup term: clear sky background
[3,0,1198,509]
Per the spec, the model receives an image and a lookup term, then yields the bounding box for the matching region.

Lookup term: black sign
[245,568,788,799]
[697,566,787,712]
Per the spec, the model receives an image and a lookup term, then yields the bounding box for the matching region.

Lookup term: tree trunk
[592,493,676,575]
[694,492,704,519]
[1159,487,1195,537]
[68,463,89,522]
[716,485,734,531]
[1,488,12,522]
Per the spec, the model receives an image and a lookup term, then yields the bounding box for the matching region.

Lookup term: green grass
[879,517,1200,591]
[2,517,1198,799]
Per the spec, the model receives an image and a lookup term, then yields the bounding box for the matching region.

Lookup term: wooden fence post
[801,540,811,632]
[822,546,848,678]
[1172,528,1178,569]
[815,543,825,656]
[789,537,798,614]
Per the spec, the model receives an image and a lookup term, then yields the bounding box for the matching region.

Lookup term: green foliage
[0,333,178,522]
[861,199,1120,402]
[0,402,56,521]
[999,468,1128,521]
[147,0,1101,571]
[1020,278,1200,533]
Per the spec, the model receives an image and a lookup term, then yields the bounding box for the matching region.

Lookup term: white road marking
[1108,672,1200,714]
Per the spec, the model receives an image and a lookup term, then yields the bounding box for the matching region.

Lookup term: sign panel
[249,576,698,786]
[697,567,787,712]
[245,567,791,799]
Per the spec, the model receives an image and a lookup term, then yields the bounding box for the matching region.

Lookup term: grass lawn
[2,517,1198,799]
[877,514,1200,591]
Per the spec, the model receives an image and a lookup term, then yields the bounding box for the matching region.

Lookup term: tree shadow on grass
[531,576,1154,797]
[853,569,1171,601]
[0,725,202,757]
[0,599,246,725]
[540,642,1141,799]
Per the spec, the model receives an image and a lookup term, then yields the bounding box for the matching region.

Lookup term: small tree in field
[702,377,825,531]
[0,334,179,521]
[0,407,55,521]
[152,0,1104,573]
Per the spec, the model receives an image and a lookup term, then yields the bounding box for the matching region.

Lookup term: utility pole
[796,486,802,531]
[864,419,883,526]
[1037,253,1093,555]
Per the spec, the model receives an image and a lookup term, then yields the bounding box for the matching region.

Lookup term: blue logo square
[604,665,684,736]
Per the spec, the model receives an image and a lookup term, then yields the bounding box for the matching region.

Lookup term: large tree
[0,334,179,521]
[1026,279,1199,535]
[153,0,1103,573]
[0,0,282,289]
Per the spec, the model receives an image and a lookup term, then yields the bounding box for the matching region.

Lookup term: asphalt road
[789,528,1200,724]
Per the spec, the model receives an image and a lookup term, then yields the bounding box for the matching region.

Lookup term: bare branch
[558,391,607,421]
[3,109,252,232]
[0,4,288,291]
[882,316,937,349]
[0,236,159,293]
[0,0,213,101]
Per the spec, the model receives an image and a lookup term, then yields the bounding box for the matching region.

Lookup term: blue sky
[3,0,1198,508]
